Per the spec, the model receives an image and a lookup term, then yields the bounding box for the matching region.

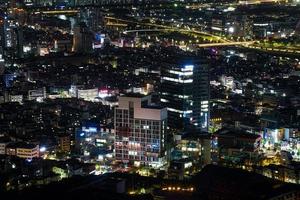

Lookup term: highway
[28,9,300,53]
[105,16,228,43]
[34,9,79,14]
[245,45,300,54]
[124,29,256,47]
[123,29,174,34]
[112,18,300,53]
[197,41,255,47]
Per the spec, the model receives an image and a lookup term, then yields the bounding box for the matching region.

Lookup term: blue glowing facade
[160,60,210,132]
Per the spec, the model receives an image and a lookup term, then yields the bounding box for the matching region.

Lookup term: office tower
[84,7,103,32]
[4,73,15,88]
[15,26,23,58]
[296,20,300,36]
[1,16,24,59]
[79,6,103,32]
[72,22,93,54]
[0,16,5,70]
[0,54,4,75]
[114,94,167,168]
[0,16,4,49]
[160,57,210,132]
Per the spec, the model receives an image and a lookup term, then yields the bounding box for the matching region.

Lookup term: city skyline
[0,0,300,199]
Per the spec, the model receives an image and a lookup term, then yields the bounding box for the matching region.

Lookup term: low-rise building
[6,142,39,159]
[28,87,47,101]
[213,128,261,164]
[58,135,71,153]
[0,137,11,155]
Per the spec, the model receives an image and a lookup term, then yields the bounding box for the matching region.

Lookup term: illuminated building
[0,137,11,155]
[0,16,5,59]
[1,15,24,59]
[28,87,47,101]
[69,85,99,101]
[76,127,96,156]
[224,15,254,39]
[72,22,93,54]
[114,94,167,168]
[211,18,225,34]
[79,6,103,32]
[238,16,254,40]
[160,59,210,132]
[173,133,213,169]
[253,23,271,39]
[6,142,39,159]
[58,135,71,153]
[0,26,4,72]
[255,162,300,184]
[295,20,300,36]
[220,75,234,90]
[9,94,23,103]
[213,128,261,162]
[0,54,4,74]
[75,122,114,161]
[54,40,73,52]
[4,73,15,88]
[77,88,98,101]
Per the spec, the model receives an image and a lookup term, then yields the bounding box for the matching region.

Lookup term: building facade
[160,59,210,132]
[6,142,39,159]
[114,94,167,168]
[73,22,93,54]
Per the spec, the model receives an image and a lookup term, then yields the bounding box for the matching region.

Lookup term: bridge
[33,9,79,15]
[105,17,228,42]
[197,41,255,47]
[26,9,300,53]
[123,29,256,47]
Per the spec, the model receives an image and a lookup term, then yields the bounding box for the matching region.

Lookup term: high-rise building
[0,14,24,60]
[89,7,103,32]
[0,16,5,53]
[2,0,22,58]
[0,16,5,71]
[72,22,93,54]
[114,94,167,168]
[296,20,300,36]
[160,57,210,132]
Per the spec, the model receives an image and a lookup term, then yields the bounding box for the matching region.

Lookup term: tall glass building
[160,58,209,132]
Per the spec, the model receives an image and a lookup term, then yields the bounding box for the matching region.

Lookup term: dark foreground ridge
[1,165,299,200]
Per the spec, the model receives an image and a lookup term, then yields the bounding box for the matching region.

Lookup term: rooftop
[214,128,261,140]
[6,142,38,149]
[120,93,148,98]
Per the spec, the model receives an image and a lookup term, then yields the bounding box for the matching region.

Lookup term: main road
[123,29,255,47]
[107,17,300,54]
[105,16,229,43]
[29,8,300,53]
